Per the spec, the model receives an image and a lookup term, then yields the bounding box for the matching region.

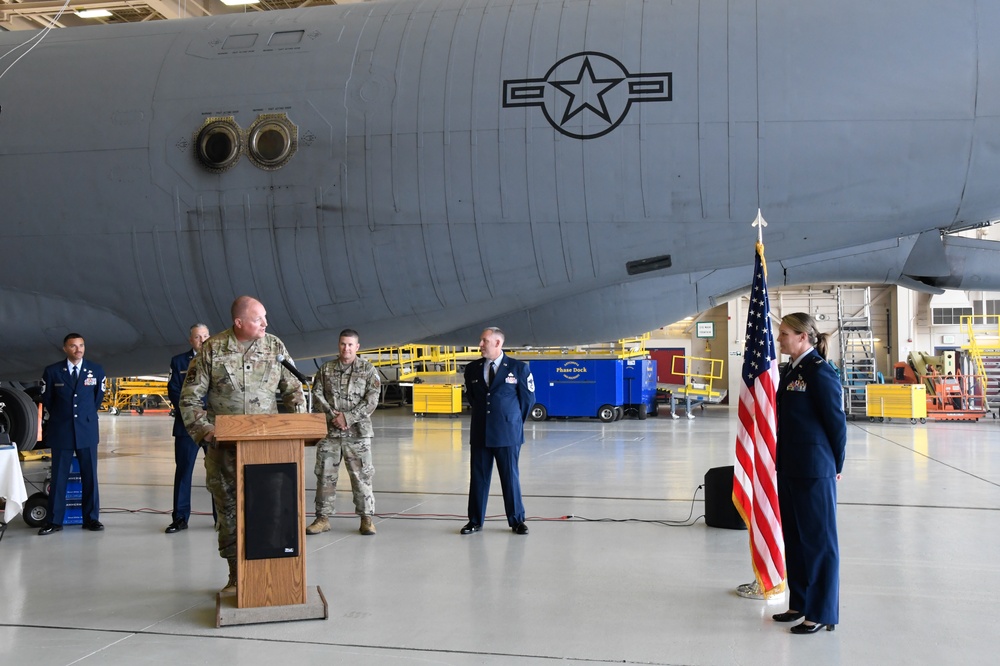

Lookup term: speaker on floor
[704,465,747,530]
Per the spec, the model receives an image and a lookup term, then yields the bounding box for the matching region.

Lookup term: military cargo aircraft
[2,0,1000,449]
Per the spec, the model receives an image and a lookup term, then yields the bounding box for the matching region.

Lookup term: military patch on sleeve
[526,372,535,392]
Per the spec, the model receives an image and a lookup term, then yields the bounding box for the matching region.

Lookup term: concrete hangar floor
[1,406,998,666]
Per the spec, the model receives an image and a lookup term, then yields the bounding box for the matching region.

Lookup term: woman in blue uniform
[771,313,847,634]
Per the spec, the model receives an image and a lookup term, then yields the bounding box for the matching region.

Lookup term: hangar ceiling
[0,0,363,31]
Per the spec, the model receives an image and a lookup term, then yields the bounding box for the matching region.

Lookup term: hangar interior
[2,391,998,665]
[3,4,1000,665]
[3,261,1000,664]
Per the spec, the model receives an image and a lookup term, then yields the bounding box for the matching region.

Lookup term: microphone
[276,354,310,384]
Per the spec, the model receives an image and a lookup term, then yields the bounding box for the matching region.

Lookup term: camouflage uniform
[311,357,380,517]
[179,328,305,559]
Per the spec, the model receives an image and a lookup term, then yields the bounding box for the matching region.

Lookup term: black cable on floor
[95,485,707,526]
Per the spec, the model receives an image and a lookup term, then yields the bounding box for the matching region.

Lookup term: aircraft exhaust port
[246,113,297,170]
[195,117,242,172]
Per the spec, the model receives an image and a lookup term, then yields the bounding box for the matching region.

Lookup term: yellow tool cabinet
[412,384,463,415]
[865,384,927,423]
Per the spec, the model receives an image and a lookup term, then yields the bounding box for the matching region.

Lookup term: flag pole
[733,208,786,601]
[752,208,767,275]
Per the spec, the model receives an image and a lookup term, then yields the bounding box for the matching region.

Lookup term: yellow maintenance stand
[361,345,479,415]
[104,377,170,415]
[663,355,727,419]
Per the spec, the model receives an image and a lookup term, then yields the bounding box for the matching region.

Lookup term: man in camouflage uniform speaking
[306,329,381,536]
[180,295,305,593]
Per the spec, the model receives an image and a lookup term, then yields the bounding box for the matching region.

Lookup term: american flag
[733,240,786,597]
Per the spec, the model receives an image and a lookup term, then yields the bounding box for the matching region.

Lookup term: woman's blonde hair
[781,312,831,359]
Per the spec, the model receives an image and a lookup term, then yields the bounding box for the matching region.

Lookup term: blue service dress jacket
[464,355,535,448]
[168,350,196,438]
[41,360,106,450]
[776,349,847,477]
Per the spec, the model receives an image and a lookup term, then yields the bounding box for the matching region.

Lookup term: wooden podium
[213,413,328,627]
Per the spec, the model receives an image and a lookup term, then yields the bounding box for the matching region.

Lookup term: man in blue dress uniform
[461,327,535,535]
[37,333,106,535]
[165,323,212,534]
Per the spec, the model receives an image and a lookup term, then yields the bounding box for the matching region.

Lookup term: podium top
[214,413,327,443]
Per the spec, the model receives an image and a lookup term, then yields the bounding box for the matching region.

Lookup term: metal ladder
[838,286,878,418]
[961,315,1000,417]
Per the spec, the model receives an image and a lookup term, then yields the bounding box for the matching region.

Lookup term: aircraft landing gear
[0,383,40,452]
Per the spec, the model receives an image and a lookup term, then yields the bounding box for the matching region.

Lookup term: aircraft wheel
[598,405,616,423]
[0,384,39,452]
[530,404,548,421]
[22,492,49,527]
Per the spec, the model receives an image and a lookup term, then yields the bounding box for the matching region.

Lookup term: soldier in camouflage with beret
[180,295,306,593]
[306,329,381,536]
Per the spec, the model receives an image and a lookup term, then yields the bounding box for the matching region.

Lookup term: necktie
[488,362,496,384]
[71,366,79,384]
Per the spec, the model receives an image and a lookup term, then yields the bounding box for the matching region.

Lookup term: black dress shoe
[82,520,105,532]
[790,621,835,634]
[165,519,188,534]
[772,611,804,623]
[460,522,482,535]
[37,523,62,536]
[512,522,529,535]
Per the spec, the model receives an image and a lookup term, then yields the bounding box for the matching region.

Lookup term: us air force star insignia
[526,373,535,393]
[503,51,671,140]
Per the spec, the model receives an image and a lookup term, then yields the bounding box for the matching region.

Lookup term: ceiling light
[75,9,112,18]
[220,0,261,5]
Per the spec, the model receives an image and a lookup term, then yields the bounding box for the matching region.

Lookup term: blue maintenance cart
[527,358,658,421]
[527,358,631,422]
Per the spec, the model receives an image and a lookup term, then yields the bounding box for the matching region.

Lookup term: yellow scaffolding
[513,334,650,360]
[105,377,170,415]
[670,355,725,400]
[960,314,1000,415]
[665,355,727,418]
[360,345,479,382]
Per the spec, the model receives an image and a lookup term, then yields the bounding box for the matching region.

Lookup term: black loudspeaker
[244,463,300,560]
[704,465,747,530]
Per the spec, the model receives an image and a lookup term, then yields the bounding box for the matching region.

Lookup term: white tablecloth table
[1,447,29,524]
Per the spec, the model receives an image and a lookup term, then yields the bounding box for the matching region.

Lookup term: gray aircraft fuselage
[3,0,1000,379]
